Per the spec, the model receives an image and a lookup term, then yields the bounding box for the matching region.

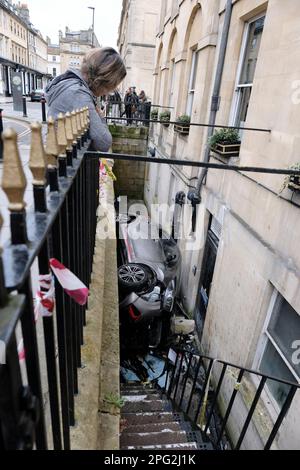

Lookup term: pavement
[1,99,47,124]
[0,96,13,104]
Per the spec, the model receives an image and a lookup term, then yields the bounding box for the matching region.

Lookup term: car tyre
[118,263,149,290]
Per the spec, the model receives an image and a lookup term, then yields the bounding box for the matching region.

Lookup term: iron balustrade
[161,347,300,450]
[0,107,100,450]
[105,101,152,127]
[104,114,271,133]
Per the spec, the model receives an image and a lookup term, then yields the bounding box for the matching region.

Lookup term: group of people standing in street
[104,87,149,125]
[124,87,148,125]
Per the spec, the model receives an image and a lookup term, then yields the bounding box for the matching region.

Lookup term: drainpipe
[196,0,233,195]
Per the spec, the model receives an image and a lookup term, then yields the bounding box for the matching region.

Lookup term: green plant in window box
[279,163,300,194]
[150,108,159,121]
[159,110,171,128]
[209,128,241,157]
[174,115,191,135]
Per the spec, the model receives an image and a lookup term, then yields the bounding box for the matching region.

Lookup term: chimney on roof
[16,3,30,23]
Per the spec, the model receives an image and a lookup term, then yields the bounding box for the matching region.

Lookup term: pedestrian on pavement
[125,87,139,125]
[124,88,133,125]
[138,90,147,123]
[110,89,122,120]
[45,47,126,152]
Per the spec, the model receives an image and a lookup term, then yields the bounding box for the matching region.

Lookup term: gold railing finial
[79,108,85,132]
[29,122,47,186]
[65,112,74,149]
[82,108,87,128]
[57,113,67,155]
[75,109,82,135]
[71,110,78,142]
[2,128,26,211]
[46,117,59,167]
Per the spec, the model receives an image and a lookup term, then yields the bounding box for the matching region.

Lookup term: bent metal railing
[0,108,99,450]
[162,348,300,450]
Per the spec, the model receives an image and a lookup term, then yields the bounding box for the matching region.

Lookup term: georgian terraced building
[117,0,162,99]
[59,27,100,75]
[0,0,49,96]
[139,0,300,449]
[0,0,27,95]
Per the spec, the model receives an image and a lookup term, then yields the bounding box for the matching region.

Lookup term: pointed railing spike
[82,108,87,129]
[57,113,68,177]
[80,109,85,132]
[2,128,26,212]
[46,117,59,168]
[30,122,47,186]
[57,113,67,156]
[65,112,74,150]
[71,110,78,142]
[75,109,82,135]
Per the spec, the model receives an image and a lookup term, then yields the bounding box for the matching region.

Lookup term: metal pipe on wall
[196,0,234,195]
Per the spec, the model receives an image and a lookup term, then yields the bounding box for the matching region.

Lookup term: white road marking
[3,118,31,140]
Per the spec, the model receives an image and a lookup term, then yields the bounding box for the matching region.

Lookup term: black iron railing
[0,108,99,450]
[105,100,152,126]
[161,347,300,450]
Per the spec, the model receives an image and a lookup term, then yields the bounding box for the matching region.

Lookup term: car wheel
[118,263,148,290]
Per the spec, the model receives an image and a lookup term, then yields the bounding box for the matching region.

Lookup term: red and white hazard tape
[18,273,55,361]
[18,260,89,362]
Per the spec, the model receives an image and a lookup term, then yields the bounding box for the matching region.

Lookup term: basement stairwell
[120,384,214,450]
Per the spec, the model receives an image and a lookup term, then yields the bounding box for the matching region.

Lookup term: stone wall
[109,124,148,200]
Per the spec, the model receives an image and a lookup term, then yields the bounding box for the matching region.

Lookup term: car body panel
[30,89,45,101]
[118,214,182,325]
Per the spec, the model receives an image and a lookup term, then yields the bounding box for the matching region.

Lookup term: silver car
[117,214,181,349]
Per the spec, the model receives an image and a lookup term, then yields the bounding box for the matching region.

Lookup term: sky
[25,0,123,49]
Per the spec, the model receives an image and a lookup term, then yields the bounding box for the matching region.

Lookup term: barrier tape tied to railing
[18,259,89,361]
[101,159,117,182]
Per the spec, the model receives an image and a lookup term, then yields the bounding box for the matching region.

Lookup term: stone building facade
[117,0,162,99]
[59,27,100,74]
[47,42,61,79]
[144,0,300,449]
[0,1,49,95]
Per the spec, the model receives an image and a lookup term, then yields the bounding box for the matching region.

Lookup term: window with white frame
[71,44,80,53]
[231,15,265,128]
[169,60,177,108]
[186,49,199,116]
[255,290,300,409]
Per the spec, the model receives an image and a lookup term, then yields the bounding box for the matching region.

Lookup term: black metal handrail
[162,347,300,450]
[105,115,271,133]
[89,151,300,177]
[0,110,99,450]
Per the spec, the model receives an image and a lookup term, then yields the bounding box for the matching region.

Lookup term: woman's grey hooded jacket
[45,69,112,152]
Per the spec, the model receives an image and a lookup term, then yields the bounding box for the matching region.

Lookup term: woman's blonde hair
[81,47,126,95]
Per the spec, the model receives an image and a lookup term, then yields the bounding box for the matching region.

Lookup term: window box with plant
[280,163,300,194]
[174,115,190,135]
[159,110,171,128]
[151,109,159,121]
[209,128,241,157]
